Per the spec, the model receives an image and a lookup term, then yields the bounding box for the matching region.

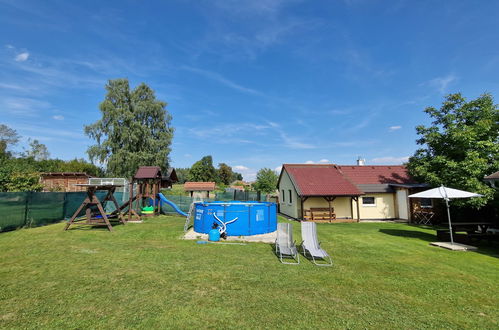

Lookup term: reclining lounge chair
[275,223,300,265]
[300,222,333,266]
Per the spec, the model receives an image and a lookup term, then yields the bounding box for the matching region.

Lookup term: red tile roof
[280,164,416,197]
[41,172,91,177]
[485,171,499,180]
[283,164,362,196]
[336,165,415,184]
[184,182,216,191]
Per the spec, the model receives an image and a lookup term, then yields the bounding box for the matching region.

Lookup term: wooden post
[323,196,336,222]
[300,196,308,220]
[350,196,353,220]
[355,197,360,222]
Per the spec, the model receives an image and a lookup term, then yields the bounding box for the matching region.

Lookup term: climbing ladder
[184,197,203,232]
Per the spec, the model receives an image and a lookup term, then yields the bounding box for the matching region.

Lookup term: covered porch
[300,195,362,223]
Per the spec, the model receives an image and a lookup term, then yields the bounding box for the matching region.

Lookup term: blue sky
[1,0,499,180]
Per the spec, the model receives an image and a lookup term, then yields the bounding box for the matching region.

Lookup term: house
[40,172,92,192]
[484,171,499,188]
[184,182,216,198]
[162,168,178,188]
[277,164,427,222]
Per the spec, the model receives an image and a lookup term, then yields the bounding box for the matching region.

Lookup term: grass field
[1,216,498,329]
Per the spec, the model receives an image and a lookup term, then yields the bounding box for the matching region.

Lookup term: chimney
[357,156,365,166]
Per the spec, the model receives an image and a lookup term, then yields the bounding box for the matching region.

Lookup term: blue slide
[157,193,188,216]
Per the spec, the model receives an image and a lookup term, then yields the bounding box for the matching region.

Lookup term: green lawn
[1,216,498,329]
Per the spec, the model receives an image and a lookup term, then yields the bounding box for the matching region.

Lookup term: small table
[64,184,125,231]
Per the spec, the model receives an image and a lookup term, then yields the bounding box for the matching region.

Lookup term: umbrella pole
[445,199,454,245]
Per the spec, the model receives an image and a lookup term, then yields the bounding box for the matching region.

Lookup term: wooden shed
[184,182,216,198]
[40,172,92,192]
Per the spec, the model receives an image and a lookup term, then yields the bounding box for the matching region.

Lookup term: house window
[282,190,285,203]
[289,190,292,203]
[420,198,433,208]
[362,196,376,206]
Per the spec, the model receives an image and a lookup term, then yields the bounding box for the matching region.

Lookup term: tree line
[0,124,102,192]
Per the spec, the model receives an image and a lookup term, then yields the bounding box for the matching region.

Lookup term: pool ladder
[184,197,203,232]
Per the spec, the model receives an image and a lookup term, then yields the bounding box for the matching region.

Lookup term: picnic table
[64,184,126,231]
[436,222,494,240]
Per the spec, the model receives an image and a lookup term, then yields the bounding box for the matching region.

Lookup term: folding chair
[275,223,300,265]
[300,222,333,266]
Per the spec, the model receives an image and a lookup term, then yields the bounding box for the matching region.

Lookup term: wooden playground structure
[64,166,176,231]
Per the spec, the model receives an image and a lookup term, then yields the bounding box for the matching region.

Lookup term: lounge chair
[275,223,300,265]
[300,222,333,266]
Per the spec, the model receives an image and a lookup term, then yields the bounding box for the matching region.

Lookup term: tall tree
[217,163,234,185]
[0,124,20,157]
[188,155,217,182]
[174,168,190,184]
[253,168,279,194]
[407,93,499,208]
[24,139,50,161]
[84,79,174,178]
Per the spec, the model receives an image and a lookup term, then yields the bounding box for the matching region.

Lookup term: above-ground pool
[194,201,277,236]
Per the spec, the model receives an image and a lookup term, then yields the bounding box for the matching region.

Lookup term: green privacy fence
[0,191,128,233]
[0,190,266,232]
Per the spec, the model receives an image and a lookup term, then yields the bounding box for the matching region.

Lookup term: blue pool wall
[193,201,277,236]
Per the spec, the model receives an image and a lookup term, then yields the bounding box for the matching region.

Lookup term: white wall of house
[278,170,300,218]
[352,193,396,219]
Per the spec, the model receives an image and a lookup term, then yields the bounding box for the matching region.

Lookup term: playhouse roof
[134,166,162,179]
[184,182,216,191]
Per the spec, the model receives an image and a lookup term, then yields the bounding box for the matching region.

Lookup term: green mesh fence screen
[159,195,214,214]
[215,191,234,201]
[0,192,28,232]
[0,190,267,232]
[0,191,131,233]
[26,192,65,227]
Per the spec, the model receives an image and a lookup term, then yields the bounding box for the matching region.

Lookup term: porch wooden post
[322,196,336,222]
[350,197,354,220]
[355,197,360,222]
[300,196,308,220]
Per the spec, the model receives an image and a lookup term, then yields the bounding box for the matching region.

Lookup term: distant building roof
[41,172,91,177]
[134,166,162,179]
[484,171,499,180]
[184,182,216,191]
[282,164,362,196]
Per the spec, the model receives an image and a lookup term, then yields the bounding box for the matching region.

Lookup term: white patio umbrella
[408,185,483,245]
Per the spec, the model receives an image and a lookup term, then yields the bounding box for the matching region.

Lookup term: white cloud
[389,125,401,131]
[279,132,316,149]
[52,115,64,120]
[2,97,51,116]
[5,44,14,49]
[274,165,282,173]
[427,74,457,94]
[181,66,262,96]
[371,156,409,164]
[233,165,249,171]
[15,52,30,62]
[304,159,330,164]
